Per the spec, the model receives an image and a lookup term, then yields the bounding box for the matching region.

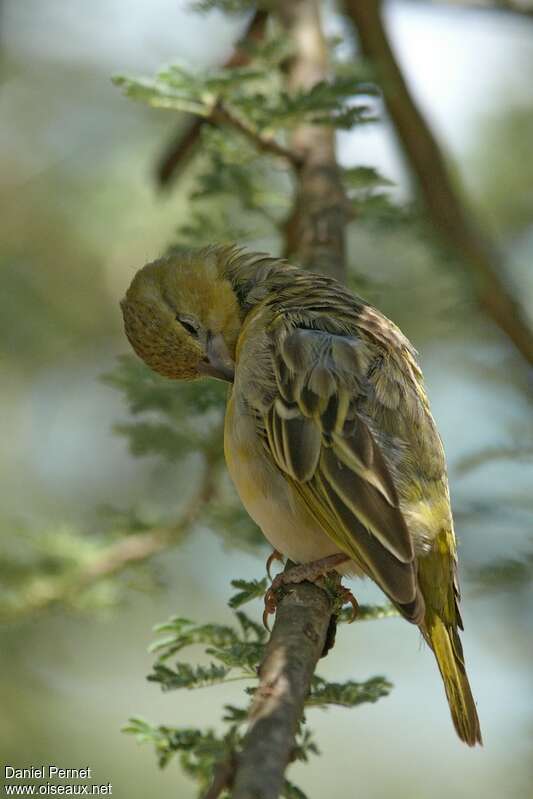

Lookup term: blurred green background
[1,1,532,797]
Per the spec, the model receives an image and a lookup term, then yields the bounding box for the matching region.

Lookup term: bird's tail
[423,613,482,746]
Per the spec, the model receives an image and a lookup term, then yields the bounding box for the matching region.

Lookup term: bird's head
[120,248,241,381]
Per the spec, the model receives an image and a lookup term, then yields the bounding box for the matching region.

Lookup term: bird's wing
[257,323,425,624]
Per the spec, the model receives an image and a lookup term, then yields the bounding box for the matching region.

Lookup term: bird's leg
[265,548,284,581]
[262,552,350,629]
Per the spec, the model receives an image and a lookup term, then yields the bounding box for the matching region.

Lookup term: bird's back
[222,252,452,560]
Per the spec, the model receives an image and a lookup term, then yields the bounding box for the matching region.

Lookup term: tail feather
[424,614,482,746]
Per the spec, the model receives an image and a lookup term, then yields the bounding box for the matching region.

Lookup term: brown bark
[279,0,348,282]
[344,0,533,366]
[231,580,332,799]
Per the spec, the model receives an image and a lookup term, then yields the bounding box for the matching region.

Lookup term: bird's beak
[198,332,235,382]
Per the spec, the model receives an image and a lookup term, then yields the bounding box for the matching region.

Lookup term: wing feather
[319,478,418,606]
[262,325,424,623]
[321,446,413,563]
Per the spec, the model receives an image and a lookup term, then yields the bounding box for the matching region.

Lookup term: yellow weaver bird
[121,245,482,746]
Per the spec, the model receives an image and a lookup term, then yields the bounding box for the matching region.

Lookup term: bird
[121,244,482,747]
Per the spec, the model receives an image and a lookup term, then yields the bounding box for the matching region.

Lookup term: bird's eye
[176,316,199,338]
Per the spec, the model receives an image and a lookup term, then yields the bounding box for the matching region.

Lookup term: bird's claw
[338,585,359,622]
[262,553,356,630]
[265,549,284,581]
[262,575,284,630]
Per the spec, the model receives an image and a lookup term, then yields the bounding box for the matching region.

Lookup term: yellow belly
[224,391,359,576]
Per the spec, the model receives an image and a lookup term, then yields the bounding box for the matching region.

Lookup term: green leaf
[282,780,309,799]
[338,603,399,624]
[235,610,267,642]
[343,166,395,190]
[206,641,263,671]
[103,355,227,416]
[112,72,212,116]
[103,355,226,462]
[229,577,268,608]
[290,728,320,762]
[149,661,231,690]
[353,192,411,226]
[206,503,265,550]
[307,675,392,708]
[113,420,197,460]
[123,717,238,773]
[149,617,239,660]
[222,705,248,724]
[148,609,266,680]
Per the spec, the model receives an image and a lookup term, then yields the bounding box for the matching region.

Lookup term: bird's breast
[224,389,356,572]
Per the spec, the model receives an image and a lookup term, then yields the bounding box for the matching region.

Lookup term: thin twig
[211,103,302,167]
[1,457,219,623]
[156,10,269,187]
[344,0,533,366]
[0,528,180,624]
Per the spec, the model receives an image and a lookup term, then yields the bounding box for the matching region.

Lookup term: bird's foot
[319,578,359,656]
[262,552,350,630]
[336,584,359,623]
[265,548,284,581]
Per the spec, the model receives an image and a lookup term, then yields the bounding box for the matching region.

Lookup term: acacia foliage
[124,580,392,799]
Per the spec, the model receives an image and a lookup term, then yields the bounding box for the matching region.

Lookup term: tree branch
[421,0,533,20]
[156,10,269,187]
[156,116,205,188]
[0,528,180,624]
[1,457,218,623]
[231,2,348,796]
[232,579,332,799]
[211,103,303,166]
[344,0,533,366]
[279,0,348,282]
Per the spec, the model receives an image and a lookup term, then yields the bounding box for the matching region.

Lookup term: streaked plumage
[121,245,482,746]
